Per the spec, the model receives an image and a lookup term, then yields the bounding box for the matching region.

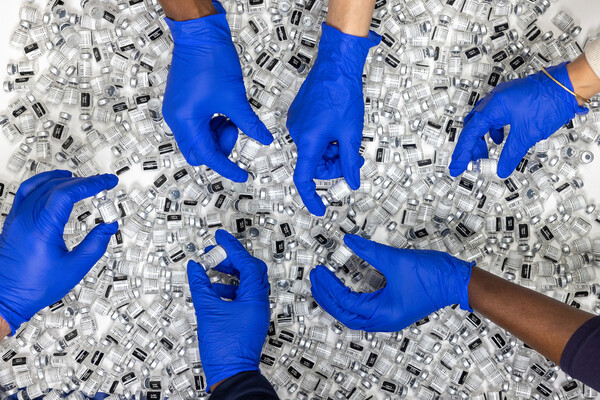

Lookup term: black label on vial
[504,178,518,192]
[300,357,315,369]
[406,364,421,376]
[492,50,508,62]
[458,370,468,384]
[12,105,26,117]
[148,27,163,41]
[518,224,529,239]
[24,43,39,56]
[540,226,554,241]
[556,182,569,193]
[366,352,378,367]
[464,47,481,60]
[136,94,151,105]
[509,56,525,70]
[384,54,400,69]
[147,392,161,400]
[381,33,395,48]
[267,321,276,336]
[521,264,532,279]
[12,357,26,366]
[158,143,174,154]
[235,218,246,233]
[516,158,528,173]
[2,350,16,362]
[414,228,429,238]
[103,11,116,23]
[468,91,480,106]
[0,183,4,198]
[531,363,546,376]
[488,72,501,88]
[160,338,174,350]
[142,161,157,171]
[376,148,385,162]
[81,92,91,108]
[120,43,135,52]
[91,350,104,365]
[288,55,302,70]
[458,178,474,192]
[280,223,292,237]
[505,216,514,231]
[78,209,92,220]
[275,240,285,253]
[417,159,433,167]
[260,354,275,366]
[173,169,188,181]
[153,174,167,188]
[290,10,302,25]
[536,383,552,397]
[113,102,128,113]
[279,330,294,343]
[249,98,262,109]
[468,338,483,351]
[381,381,396,393]
[563,381,578,392]
[491,333,506,349]
[53,124,65,140]
[526,26,541,41]
[256,52,271,67]
[477,194,487,209]
[314,234,328,245]
[494,22,509,33]
[49,299,64,311]
[287,366,301,379]
[109,380,118,394]
[81,369,93,381]
[93,47,102,61]
[415,316,430,326]
[467,313,481,327]
[122,372,136,385]
[132,348,148,361]
[166,215,182,223]
[456,223,473,237]
[505,192,520,202]
[75,350,90,363]
[215,194,226,209]
[275,26,287,42]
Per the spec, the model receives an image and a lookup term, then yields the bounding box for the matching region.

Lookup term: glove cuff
[455,259,475,312]
[541,62,589,117]
[165,3,230,46]
[206,365,260,392]
[317,23,382,76]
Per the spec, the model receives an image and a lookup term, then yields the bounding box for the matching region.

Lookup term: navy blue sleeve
[209,370,279,400]
[560,315,600,391]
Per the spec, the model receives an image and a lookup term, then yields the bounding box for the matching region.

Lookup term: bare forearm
[567,54,600,105]
[326,0,375,37]
[158,0,216,21]
[468,267,594,364]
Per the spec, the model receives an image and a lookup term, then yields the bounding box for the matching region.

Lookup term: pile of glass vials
[0,0,599,399]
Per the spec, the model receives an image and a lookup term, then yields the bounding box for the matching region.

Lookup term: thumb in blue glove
[163,3,273,183]
[449,62,588,179]
[310,234,473,332]
[0,170,119,334]
[287,23,380,216]
[187,229,270,391]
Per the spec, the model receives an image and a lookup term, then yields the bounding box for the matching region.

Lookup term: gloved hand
[0,170,118,334]
[287,23,380,216]
[310,234,474,332]
[163,1,273,183]
[187,229,270,390]
[449,62,588,179]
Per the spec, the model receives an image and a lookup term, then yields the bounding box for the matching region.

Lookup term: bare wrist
[0,316,11,340]
[160,0,217,21]
[567,55,600,105]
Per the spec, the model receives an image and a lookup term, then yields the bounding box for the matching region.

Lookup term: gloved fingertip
[102,174,119,188]
[101,221,119,234]
[343,233,362,247]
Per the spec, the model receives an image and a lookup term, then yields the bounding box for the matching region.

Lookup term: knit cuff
[584,38,600,80]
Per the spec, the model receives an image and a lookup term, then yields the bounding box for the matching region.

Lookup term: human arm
[287,0,379,216]
[187,230,275,395]
[310,235,600,390]
[449,53,600,179]
[0,170,119,336]
[159,0,273,182]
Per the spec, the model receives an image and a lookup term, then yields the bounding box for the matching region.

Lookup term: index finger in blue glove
[65,222,119,285]
[13,170,72,209]
[211,116,239,155]
[449,112,496,177]
[309,266,375,331]
[489,126,505,145]
[343,234,397,275]
[497,126,529,179]
[43,174,119,224]
[228,100,273,146]
[187,260,220,301]
[293,143,329,216]
[338,133,363,190]
[214,230,268,300]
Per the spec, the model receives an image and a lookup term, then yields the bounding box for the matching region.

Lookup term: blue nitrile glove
[187,229,270,390]
[287,23,381,216]
[0,170,118,334]
[163,1,273,183]
[310,234,474,332]
[449,62,588,179]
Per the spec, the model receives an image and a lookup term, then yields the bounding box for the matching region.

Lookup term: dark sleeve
[560,315,600,391]
[209,370,279,400]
